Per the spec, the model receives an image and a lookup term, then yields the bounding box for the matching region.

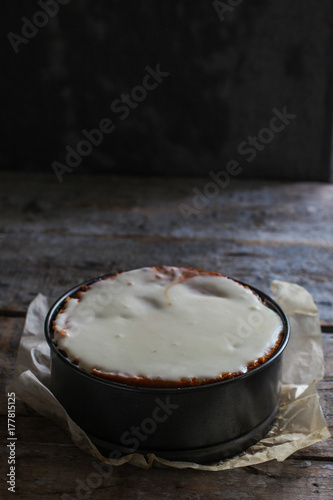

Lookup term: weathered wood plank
[0,234,332,322]
[0,443,333,500]
[1,174,332,320]
[1,174,333,244]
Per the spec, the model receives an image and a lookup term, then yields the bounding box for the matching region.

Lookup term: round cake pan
[44,274,290,463]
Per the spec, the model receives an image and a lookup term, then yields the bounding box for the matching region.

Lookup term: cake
[53,266,284,388]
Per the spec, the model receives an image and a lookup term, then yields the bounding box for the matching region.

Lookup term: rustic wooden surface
[1,172,332,322]
[1,172,333,498]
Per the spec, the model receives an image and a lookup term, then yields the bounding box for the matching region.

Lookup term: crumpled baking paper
[7,281,331,470]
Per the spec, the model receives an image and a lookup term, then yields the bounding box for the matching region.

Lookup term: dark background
[2,0,333,180]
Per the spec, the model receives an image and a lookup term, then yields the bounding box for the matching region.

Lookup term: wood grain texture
[0,450,332,500]
[2,234,333,322]
[1,174,333,242]
[1,173,332,321]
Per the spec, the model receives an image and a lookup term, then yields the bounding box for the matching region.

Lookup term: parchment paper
[7,281,331,470]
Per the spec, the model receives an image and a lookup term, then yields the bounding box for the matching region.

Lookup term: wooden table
[1,172,332,499]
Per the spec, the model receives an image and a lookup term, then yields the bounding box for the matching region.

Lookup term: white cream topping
[54,267,283,381]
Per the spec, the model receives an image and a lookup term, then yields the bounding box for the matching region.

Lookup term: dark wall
[2,0,333,180]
